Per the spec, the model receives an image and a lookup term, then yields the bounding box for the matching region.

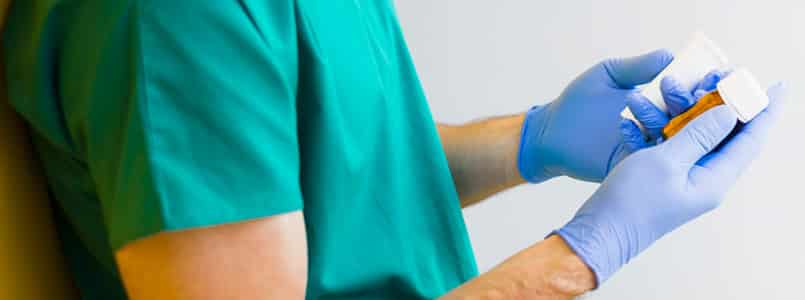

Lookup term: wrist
[554,213,634,286]
[440,236,595,299]
[540,235,597,297]
[505,114,529,188]
[517,105,559,183]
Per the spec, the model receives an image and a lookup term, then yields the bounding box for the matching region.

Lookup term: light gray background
[395,1,805,299]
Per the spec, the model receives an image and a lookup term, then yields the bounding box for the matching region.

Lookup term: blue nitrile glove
[518,49,674,183]
[624,70,728,142]
[662,70,728,116]
[556,83,786,286]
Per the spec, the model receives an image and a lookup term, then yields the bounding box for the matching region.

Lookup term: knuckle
[600,58,621,77]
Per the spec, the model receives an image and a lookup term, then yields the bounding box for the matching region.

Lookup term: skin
[0,0,594,295]
[115,115,595,299]
[0,0,593,296]
[436,117,596,299]
[116,212,308,300]
[437,115,528,207]
[440,235,594,300]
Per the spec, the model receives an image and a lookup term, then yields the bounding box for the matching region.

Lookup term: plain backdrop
[394,1,805,299]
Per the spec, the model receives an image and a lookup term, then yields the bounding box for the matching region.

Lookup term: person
[3,1,785,299]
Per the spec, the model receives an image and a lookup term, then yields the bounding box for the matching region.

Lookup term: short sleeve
[88,1,302,250]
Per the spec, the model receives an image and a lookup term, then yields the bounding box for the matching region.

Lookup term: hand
[623,70,728,145]
[555,83,786,285]
[518,50,673,183]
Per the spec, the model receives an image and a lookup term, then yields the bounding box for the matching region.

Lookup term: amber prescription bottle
[662,69,770,139]
[622,32,729,124]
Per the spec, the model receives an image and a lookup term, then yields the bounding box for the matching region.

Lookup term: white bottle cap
[621,32,730,124]
[717,68,769,123]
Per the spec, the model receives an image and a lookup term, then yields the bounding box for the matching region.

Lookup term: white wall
[395,1,805,299]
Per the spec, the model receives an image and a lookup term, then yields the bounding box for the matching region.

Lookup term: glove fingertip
[660,77,695,114]
[696,70,725,92]
[660,77,688,99]
[620,118,650,151]
[660,76,680,90]
[704,70,723,82]
[620,118,640,136]
[625,92,652,112]
[693,89,708,99]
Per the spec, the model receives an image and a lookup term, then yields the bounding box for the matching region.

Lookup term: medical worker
[3,1,784,299]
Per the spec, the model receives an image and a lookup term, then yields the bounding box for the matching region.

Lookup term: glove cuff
[553,214,629,288]
[517,105,558,183]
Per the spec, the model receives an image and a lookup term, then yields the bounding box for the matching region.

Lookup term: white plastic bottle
[622,32,730,124]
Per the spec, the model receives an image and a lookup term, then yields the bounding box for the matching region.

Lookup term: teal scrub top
[4,0,478,299]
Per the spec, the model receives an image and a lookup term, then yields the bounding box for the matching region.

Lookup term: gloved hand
[556,83,786,286]
[624,70,728,143]
[518,49,673,183]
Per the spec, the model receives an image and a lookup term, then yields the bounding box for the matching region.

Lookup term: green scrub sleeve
[90,1,302,250]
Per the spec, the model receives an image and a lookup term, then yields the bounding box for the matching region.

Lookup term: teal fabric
[4,0,477,299]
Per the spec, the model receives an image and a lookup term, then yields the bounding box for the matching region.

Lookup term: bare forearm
[440,235,595,300]
[437,115,596,298]
[116,212,308,299]
[437,114,526,207]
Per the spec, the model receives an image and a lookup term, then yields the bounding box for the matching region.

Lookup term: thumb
[660,76,696,116]
[603,49,674,88]
[659,105,738,165]
[625,92,668,139]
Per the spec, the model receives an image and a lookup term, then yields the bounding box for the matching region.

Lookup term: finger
[626,93,668,140]
[610,119,649,170]
[659,105,738,165]
[620,118,649,152]
[690,70,727,107]
[693,89,708,100]
[603,49,674,88]
[660,76,696,116]
[693,70,727,93]
[695,83,787,183]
